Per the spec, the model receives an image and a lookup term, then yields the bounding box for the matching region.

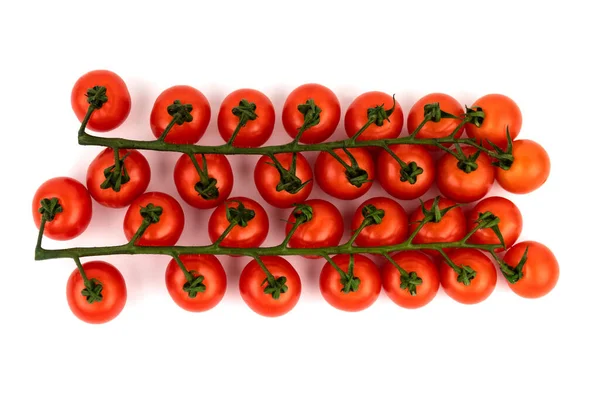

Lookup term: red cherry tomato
[208,197,269,248]
[66,261,126,324]
[150,85,211,144]
[439,248,497,304]
[165,255,227,312]
[254,153,313,208]
[71,70,131,132]
[282,83,341,144]
[32,177,92,241]
[381,251,439,309]
[344,91,403,141]
[496,140,550,194]
[351,197,408,247]
[319,254,381,312]
[377,144,435,200]
[239,256,301,317]
[173,154,233,209]
[315,147,374,200]
[467,196,522,252]
[123,192,185,246]
[465,94,522,148]
[503,241,559,299]
[218,88,275,147]
[407,93,464,149]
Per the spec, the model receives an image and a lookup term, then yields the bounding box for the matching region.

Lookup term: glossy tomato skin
[465,94,522,148]
[282,83,341,144]
[150,85,211,144]
[407,93,464,149]
[165,255,227,312]
[345,91,403,141]
[436,146,495,203]
[496,140,550,194]
[32,177,92,241]
[286,199,344,259]
[123,192,185,246]
[71,70,131,132]
[319,254,381,312]
[173,154,233,209]
[218,89,275,147]
[381,251,439,309]
[503,241,559,299]
[208,197,269,248]
[467,196,522,252]
[86,148,151,208]
[377,144,435,200]
[254,153,313,208]
[439,249,497,304]
[315,147,374,200]
[351,197,408,247]
[66,261,126,324]
[239,256,301,317]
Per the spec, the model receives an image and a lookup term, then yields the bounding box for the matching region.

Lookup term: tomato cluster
[31,70,558,324]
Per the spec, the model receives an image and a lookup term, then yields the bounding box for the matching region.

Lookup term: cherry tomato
[123,192,185,246]
[407,93,465,149]
[315,147,374,200]
[286,199,344,259]
[71,70,131,132]
[351,197,408,247]
[173,154,233,209]
[436,146,495,203]
[165,255,227,312]
[66,261,126,324]
[467,196,522,252]
[377,144,435,200]
[503,241,559,299]
[254,153,313,208]
[32,177,92,241]
[344,91,403,141]
[381,251,439,309]
[150,85,211,144]
[282,83,341,144]
[239,256,301,317]
[465,94,522,148]
[496,140,550,194]
[208,197,269,248]
[218,88,275,147]
[319,254,381,312]
[439,249,497,304]
[86,148,150,208]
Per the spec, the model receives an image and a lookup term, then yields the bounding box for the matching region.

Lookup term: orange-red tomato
[218,89,275,147]
[377,144,435,200]
[496,140,550,194]
[173,154,233,209]
[467,196,522,252]
[407,93,464,149]
[351,197,408,247]
[439,249,497,304]
[208,197,269,248]
[344,91,403,141]
[503,241,559,299]
[315,147,374,200]
[254,153,313,208]
[465,94,522,148]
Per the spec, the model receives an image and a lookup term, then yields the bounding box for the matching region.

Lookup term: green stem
[326,149,353,172]
[128,219,151,246]
[382,253,408,276]
[381,143,407,169]
[36,217,46,252]
[173,253,195,282]
[351,118,376,141]
[406,217,430,245]
[78,105,96,136]
[157,117,178,142]
[254,256,276,286]
[346,218,370,247]
[407,115,431,139]
[213,220,238,247]
[227,120,245,146]
[280,219,303,249]
[74,256,92,286]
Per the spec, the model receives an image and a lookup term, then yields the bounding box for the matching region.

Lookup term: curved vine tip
[86,86,108,109]
[38,197,63,221]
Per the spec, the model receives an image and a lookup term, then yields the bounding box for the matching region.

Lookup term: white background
[1,1,598,399]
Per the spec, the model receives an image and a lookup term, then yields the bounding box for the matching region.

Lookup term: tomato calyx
[293,99,322,143]
[487,128,515,170]
[191,154,219,200]
[254,257,289,300]
[327,148,370,187]
[266,153,312,195]
[417,196,459,224]
[464,106,485,127]
[38,197,63,221]
[167,100,194,125]
[100,149,132,192]
[455,264,477,286]
[400,271,423,296]
[368,94,396,127]
[473,211,506,248]
[226,200,256,228]
[172,255,207,298]
[497,246,529,284]
[85,86,108,109]
[361,204,385,226]
[74,257,104,304]
[140,203,164,223]
[228,99,258,146]
[400,161,424,184]
[292,203,314,224]
[327,255,361,293]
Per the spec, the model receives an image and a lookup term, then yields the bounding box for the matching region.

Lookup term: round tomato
[381,251,439,309]
[377,144,435,200]
[496,140,550,194]
[86,148,150,208]
[174,153,233,209]
[439,248,497,304]
[32,177,92,241]
[407,93,465,148]
[351,197,408,247]
[254,153,313,208]
[467,196,522,251]
[165,255,227,312]
[66,261,126,324]
[123,192,185,246]
[315,147,374,200]
[503,241,559,299]
[319,254,381,312]
[344,91,403,141]
[150,85,211,144]
[436,146,495,203]
[208,197,269,248]
[239,256,301,317]
[465,94,522,148]
[218,88,275,147]
[282,83,341,144]
[71,70,131,132]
